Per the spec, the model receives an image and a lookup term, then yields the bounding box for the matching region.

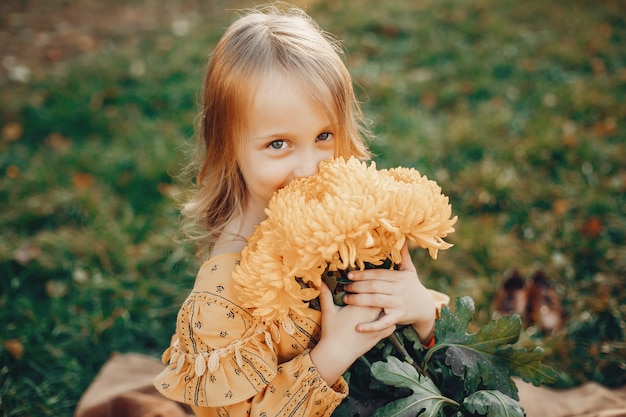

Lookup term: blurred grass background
[1,0,624,415]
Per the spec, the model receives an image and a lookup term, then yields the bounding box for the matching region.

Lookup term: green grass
[1,0,625,415]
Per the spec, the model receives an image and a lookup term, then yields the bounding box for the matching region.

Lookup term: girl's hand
[310,282,395,385]
[342,243,436,341]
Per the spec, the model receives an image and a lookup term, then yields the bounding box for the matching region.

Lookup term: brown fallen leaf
[72,172,95,189]
[420,91,438,109]
[581,216,603,238]
[2,122,23,142]
[552,199,570,215]
[6,165,20,179]
[45,132,72,152]
[594,117,617,137]
[3,339,24,360]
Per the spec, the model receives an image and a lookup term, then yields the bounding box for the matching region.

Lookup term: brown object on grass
[492,270,528,319]
[526,269,564,333]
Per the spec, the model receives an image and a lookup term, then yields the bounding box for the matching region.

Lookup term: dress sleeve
[429,289,450,316]
[153,255,348,417]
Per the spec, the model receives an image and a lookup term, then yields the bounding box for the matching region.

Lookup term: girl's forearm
[410,285,438,344]
[411,298,437,345]
[309,340,353,386]
[412,319,435,346]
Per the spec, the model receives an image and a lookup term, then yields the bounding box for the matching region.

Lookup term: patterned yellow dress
[153,252,449,417]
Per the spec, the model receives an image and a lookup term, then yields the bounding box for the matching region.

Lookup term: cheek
[317,144,336,164]
[252,165,287,195]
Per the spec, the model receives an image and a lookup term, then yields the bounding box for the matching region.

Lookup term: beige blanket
[75,352,626,417]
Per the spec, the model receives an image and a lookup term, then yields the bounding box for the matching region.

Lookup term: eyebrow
[251,132,288,141]
[252,126,333,141]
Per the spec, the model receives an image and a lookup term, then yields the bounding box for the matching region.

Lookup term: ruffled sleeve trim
[429,289,450,315]
[282,349,349,409]
[155,322,279,407]
[154,251,283,407]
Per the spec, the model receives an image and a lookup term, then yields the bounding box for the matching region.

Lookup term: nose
[294,157,318,178]
[293,149,324,179]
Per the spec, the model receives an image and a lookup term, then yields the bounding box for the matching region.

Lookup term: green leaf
[371,356,458,417]
[496,345,558,386]
[463,390,525,417]
[433,298,520,396]
[435,298,521,347]
[371,355,422,390]
[435,296,476,340]
[427,296,556,399]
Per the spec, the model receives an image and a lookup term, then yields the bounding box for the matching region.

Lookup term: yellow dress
[154,252,449,417]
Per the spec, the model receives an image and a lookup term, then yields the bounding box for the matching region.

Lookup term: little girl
[154,4,447,416]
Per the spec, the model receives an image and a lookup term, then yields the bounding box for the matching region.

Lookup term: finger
[343,292,395,309]
[356,312,398,333]
[398,242,417,272]
[344,280,390,295]
[348,268,394,282]
[318,282,337,313]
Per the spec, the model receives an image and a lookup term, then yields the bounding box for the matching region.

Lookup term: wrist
[411,303,437,347]
[412,320,435,346]
[417,323,436,348]
[310,340,351,386]
[410,288,438,345]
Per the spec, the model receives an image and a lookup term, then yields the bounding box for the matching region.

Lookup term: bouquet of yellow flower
[233,156,457,322]
[233,157,555,417]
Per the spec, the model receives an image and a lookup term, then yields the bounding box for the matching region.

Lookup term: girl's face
[237,72,335,221]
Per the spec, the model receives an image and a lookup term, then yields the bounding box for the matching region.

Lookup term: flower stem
[358,355,373,368]
[422,344,444,369]
[388,331,426,376]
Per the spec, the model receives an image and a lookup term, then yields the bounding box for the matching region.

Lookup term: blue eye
[317,132,333,141]
[269,140,287,150]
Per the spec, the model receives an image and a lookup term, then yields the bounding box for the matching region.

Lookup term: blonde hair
[183,3,372,252]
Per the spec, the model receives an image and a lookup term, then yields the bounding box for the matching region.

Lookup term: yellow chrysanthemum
[232,157,457,322]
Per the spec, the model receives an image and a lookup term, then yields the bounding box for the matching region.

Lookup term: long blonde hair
[183,3,372,252]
